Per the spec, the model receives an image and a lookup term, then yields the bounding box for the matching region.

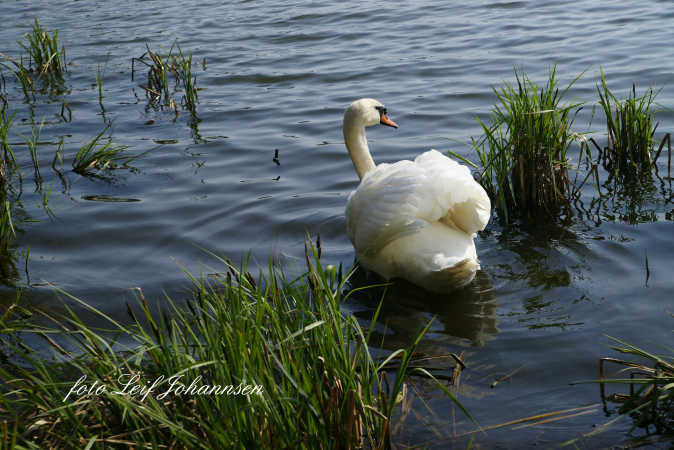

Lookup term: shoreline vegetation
[0,243,475,449]
[471,65,671,224]
[1,18,672,448]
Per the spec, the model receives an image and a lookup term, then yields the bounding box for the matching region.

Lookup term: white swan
[344,98,491,292]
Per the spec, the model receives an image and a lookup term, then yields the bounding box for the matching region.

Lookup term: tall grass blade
[0,248,476,448]
[472,66,583,222]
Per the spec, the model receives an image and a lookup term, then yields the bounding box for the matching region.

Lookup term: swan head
[344,98,398,129]
[343,98,398,179]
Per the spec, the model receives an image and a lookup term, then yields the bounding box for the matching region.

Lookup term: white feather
[343,99,491,292]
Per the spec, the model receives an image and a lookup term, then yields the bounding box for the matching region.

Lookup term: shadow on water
[487,221,587,287]
[347,267,498,347]
[480,219,599,335]
[573,150,674,226]
[597,171,673,224]
[344,215,594,348]
[342,212,601,351]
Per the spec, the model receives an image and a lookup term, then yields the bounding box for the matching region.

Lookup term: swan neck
[344,118,375,180]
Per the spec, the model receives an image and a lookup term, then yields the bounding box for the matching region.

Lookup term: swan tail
[427,258,479,292]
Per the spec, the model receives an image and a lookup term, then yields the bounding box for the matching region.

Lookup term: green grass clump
[473,66,583,222]
[72,125,130,175]
[0,246,473,448]
[132,42,199,115]
[19,19,67,80]
[596,70,666,176]
[133,45,172,104]
[173,45,199,113]
[0,19,67,98]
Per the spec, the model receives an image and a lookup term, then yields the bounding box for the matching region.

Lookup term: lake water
[1,0,673,447]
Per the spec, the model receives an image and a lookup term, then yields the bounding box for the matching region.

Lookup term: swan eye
[374,106,387,116]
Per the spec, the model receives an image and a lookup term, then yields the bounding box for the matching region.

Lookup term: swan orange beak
[380,113,398,128]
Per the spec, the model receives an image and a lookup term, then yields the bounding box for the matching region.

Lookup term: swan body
[343,98,491,292]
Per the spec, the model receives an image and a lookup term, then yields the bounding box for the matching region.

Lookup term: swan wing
[413,150,491,235]
[346,160,428,256]
[345,150,491,257]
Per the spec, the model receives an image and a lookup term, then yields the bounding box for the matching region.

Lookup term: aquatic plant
[23,120,44,186]
[0,54,29,102]
[472,66,584,223]
[19,19,67,81]
[71,125,129,175]
[567,73,673,226]
[0,244,474,448]
[0,19,67,98]
[565,335,673,446]
[96,55,109,113]
[598,337,673,436]
[0,177,17,285]
[0,110,15,168]
[595,70,670,178]
[0,108,20,285]
[0,184,14,248]
[133,45,172,104]
[173,45,199,113]
[132,42,199,115]
[0,110,16,247]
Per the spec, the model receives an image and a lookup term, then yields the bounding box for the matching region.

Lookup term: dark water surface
[2,1,673,447]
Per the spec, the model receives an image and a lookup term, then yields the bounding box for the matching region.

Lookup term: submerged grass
[0,184,14,250]
[0,108,18,284]
[0,54,34,102]
[72,125,130,175]
[565,335,673,446]
[132,45,172,104]
[0,244,474,448]
[96,55,109,114]
[0,19,67,98]
[0,110,15,171]
[173,45,199,113]
[19,19,67,81]
[23,120,44,187]
[472,66,584,223]
[0,109,16,248]
[132,41,199,115]
[597,336,673,436]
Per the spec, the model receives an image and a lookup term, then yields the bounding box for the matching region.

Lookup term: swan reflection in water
[346,267,498,348]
